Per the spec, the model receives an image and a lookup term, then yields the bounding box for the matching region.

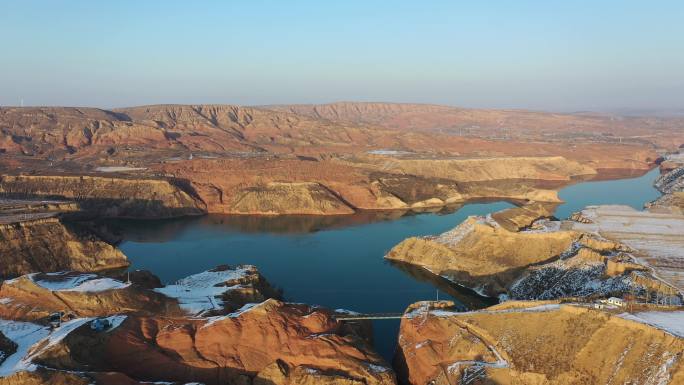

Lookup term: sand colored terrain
[386,216,579,295]
[0,265,280,322]
[29,299,395,385]
[0,217,128,277]
[0,273,176,322]
[0,175,205,219]
[152,155,588,214]
[570,205,684,295]
[386,205,680,300]
[0,103,671,215]
[271,102,684,151]
[395,301,684,385]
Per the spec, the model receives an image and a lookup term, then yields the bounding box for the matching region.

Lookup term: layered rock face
[395,301,684,385]
[0,175,206,219]
[0,217,128,278]
[21,300,394,385]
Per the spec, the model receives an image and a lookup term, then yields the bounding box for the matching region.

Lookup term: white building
[607,297,626,307]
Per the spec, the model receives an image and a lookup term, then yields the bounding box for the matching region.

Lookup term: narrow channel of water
[112,168,660,360]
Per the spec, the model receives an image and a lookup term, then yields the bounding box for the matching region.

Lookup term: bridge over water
[333,312,406,320]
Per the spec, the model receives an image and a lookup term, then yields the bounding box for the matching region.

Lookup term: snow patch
[0,317,91,376]
[155,266,254,316]
[618,311,684,337]
[94,166,147,172]
[31,273,130,293]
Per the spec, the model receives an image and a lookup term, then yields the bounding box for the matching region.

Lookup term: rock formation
[0,103,669,215]
[385,215,580,296]
[570,205,684,296]
[395,301,684,385]
[0,216,128,278]
[386,208,681,302]
[648,166,684,214]
[0,272,175,321]
[1,300,395,385]
[0,265,279,322]
[0,175,206,219]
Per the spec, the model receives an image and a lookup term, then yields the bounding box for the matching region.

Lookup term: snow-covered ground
[155,266,255,316]
[367,149,413,156]
[404,302,561,319]
[0,320,49,376]
[619,311,684,337]
[94,166,147,172]
[29,272,130,293]
[0,316,126,376]
[570,205,684,294]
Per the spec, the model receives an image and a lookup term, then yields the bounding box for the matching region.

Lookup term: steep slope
[0,217,128,278]
[395,301,684,385]
[0,265,280,321]
[11,300,396,385]
[0,175,206,218]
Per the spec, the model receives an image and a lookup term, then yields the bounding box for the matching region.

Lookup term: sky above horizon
[1,1,683,112]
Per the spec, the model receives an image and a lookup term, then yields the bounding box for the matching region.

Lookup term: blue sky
[1,1,683,111]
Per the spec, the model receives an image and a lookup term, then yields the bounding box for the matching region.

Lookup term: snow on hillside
[619,311,684,337]
[30,272,130,293]
[155,266,254,316]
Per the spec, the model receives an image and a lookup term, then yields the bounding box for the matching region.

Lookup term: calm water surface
[112,168,660,360]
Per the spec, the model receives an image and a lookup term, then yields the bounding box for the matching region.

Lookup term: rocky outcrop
[0,217,128,278]
[491,202,559,231]
[655,167,684,194]
[385,215,579,296]
[17,300,395,385]
[648,167,684,214]
[0,272,176,322]
[507,247,652,300]
[229,182,355,215]
[0,175,206,219]
[395,301,684,385]
[386,207,681,302]
[153,264,282,316]
[0,265,280,321]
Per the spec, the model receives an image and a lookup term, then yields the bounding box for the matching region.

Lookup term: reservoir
[111,168,660,360]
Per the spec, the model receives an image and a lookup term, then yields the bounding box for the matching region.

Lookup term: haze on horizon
[1,0,683,113]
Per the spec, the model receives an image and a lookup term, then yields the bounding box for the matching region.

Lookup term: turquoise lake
[113,168,660,360]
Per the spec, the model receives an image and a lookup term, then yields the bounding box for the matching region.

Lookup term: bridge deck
[334,313,405,320]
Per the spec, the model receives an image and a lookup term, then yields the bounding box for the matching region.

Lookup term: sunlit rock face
[10,300,395,385]
[395,301,684,385]
[0,216,129,278]
[0,264,280,322]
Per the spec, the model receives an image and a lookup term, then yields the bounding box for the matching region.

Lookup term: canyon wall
[0,175,206,218]
[0,217,128,277]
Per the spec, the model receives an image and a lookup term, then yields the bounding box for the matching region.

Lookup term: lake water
[112,168,660,360]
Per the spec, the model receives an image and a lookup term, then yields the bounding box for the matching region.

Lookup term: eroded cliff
[0,217,128,278]
[0,175,206,219]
